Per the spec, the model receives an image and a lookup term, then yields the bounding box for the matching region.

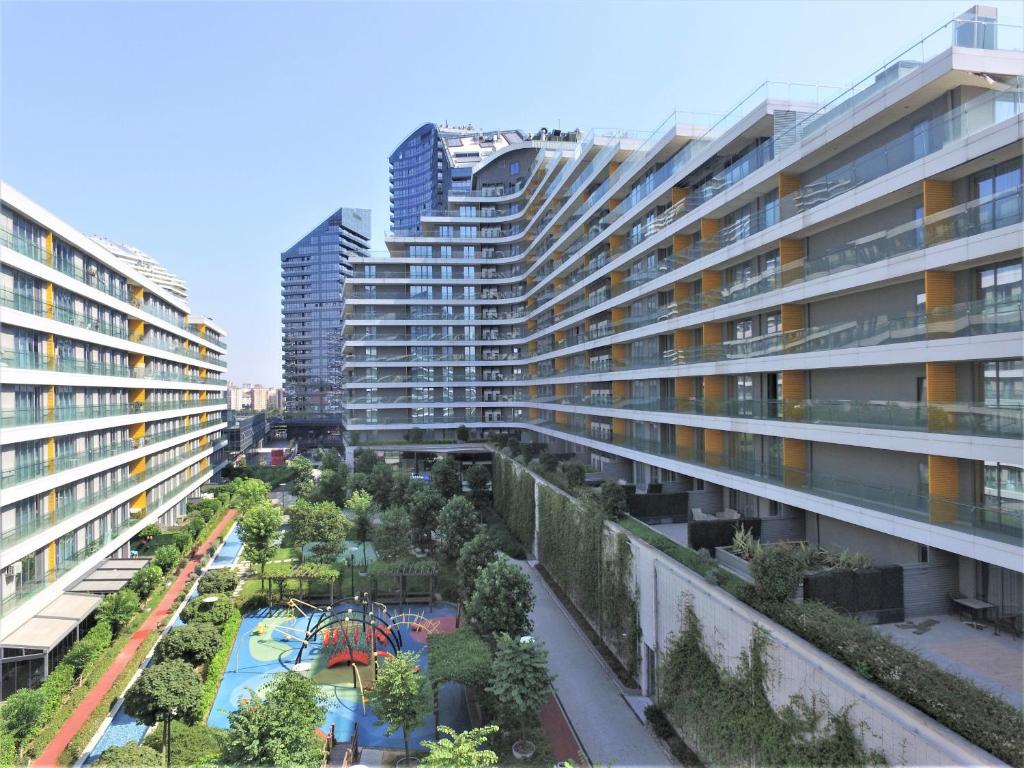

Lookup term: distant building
[89,235,189,301]
[389,123,528,235]
[228,383,282,413]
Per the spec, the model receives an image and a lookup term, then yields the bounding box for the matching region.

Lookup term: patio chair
[994,610,1023,638]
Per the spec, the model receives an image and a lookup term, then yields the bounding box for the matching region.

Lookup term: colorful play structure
[253,595,442,712]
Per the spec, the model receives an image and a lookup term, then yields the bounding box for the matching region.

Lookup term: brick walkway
[33,509,238,767]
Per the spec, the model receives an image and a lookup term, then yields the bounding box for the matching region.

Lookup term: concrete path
[516,561,673,767]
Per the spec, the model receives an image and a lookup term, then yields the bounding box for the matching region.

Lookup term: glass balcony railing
[527,418,1021,546]
[0,398,227,428]
[0,287,131,340]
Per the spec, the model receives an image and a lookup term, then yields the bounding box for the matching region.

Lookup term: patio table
[953,597,994,629]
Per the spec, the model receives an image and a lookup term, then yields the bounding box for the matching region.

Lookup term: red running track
[32,509,238,768]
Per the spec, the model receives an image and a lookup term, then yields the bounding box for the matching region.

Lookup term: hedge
[492,454,535,549]
[199,608,243,718]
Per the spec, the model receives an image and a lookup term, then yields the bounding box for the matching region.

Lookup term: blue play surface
[207,602,469,749]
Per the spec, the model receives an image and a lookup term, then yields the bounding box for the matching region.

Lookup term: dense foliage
[427,629,493,689]
[437,495,481,560]
[492,454,536,549]
[226,673,326,768]
[154,623,222,667]
[420,725,500,768]
[123,660,203,727]
[465,557,534,638]
[368,651,431,759]
[486,635,553,739]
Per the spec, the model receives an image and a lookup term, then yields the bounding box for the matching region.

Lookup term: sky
[2,0,1022,386]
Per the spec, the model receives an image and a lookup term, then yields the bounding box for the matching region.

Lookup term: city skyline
[4,0,1022,385]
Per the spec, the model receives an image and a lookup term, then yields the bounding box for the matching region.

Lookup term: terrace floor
[877,613,1024,708]
[649,522,688,547]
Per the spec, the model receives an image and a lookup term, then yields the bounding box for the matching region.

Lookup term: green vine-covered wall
[492,450,536,549]
[661,604,886,767]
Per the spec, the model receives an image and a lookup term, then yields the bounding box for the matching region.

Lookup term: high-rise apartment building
[389,123,530,235]
[281,207,370,420]
[0,182,228,696]
[345,11,1022,618]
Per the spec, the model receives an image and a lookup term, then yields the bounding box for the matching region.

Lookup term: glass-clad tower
[389,123,528,235]
[281,207,370,418]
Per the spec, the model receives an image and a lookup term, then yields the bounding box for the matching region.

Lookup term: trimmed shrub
[154,623,222,666]
[95,744,163,767]
[152,544,182,573]
[750,546,802,603]
[128,565,164,599]
[181,594,235,627]
[198,568,239,596]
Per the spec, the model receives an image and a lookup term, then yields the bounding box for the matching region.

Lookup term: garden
[60,449,566,767]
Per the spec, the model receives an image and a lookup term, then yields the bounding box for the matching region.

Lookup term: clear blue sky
[3,0,1021,385]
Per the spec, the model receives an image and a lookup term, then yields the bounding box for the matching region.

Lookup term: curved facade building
[389,123,527,235]
[346,24,1023,623]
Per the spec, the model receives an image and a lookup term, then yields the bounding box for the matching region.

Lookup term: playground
[207,598,467,750]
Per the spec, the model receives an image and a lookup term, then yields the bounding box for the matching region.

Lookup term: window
[972,159,1023,231]
[982,360,1022,406]
[509,160,520,175]
[978,260,1022,304]
[733,318,754,340]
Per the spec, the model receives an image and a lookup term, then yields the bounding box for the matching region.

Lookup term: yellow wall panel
[928,455,959,523]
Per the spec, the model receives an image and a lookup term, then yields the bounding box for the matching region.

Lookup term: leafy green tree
[123,660,203,727]
[407,485,444,550]
[94,743,163,767]
[0,687,45,749]
[128,564,164,598]
[137,523,161,540]
[288,456,315,499]
[560,461,587,488]
[198,567,239,595]
[315,464,350,507]
[152,544,182,574]
[466,557,534,637]
[456,532,500,600]
[464,464,491,511]
[181,594,236,627]
[238,501,283,587]
[346,490,376,567]
[347,470,370,496]
[368,651,431,760]
[455,424,470,442]
[420,724,499,767]
[486,635,553,738]
[430,456,462,499]
[226,672,326,768]
[142,721,228,767]
[319,448,344,472]
[154,623,222,666]
[437,495,481,560]
[96,589,140,633]
[232,477,271,512]
[598,481,628,519]
[374,506,412,561]
[291,500,350,564]
[353,448,382,475]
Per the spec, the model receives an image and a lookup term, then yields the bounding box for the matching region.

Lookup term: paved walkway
[34,509,238,768]
[878,613,1024,708]
[515,562,673,767]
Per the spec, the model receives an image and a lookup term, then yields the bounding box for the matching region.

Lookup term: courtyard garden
[64,449,564,767]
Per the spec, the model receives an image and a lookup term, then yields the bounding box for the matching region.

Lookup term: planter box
[714,546,804,602]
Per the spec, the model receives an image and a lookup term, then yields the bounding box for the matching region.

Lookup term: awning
[0,591,104,650]
[68,557,151,594]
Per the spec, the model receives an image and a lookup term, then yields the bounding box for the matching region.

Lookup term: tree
[561,461,586,488]
[374,506,412,561]
[0,687,45,749]
[465,557,534,637]
[464,464,491,511]
[152,544,182,574]
[456,532,500,600]
[181,594,236,627]
[238,501,283,587]
[142,721,228,767]
[198,568,239,595]
[368,651,430,760]
[289,499,350,563]
[123,660,203,727]
[346,490,376,567]
[407,485,444,550]
[288,456,315,499]
[154,623,222,666]
[319,448,344,472]
[486,635,553,739]
[316,465,349,507]
[430,456,462,499]
[353,448,382,475]
[128,564,164,598]
[137,523,161,540]
[232,477,271,512]
[598,481,628,519]
[420,724,499,767]
[368,462,399,512]
[94,743,163,767]
[437,496,480,560]
[226,672,326,768]
[96,589,140,633]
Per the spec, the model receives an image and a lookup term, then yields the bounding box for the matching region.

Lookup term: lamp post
[164,706,178,768]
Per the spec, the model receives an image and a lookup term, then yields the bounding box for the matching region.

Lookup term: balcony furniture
[994,610,1023,638]
[952,596,994,630]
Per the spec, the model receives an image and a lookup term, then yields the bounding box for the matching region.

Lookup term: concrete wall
[624,520,1000,766]
[807,279,923,326]
[810,363,925,401]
